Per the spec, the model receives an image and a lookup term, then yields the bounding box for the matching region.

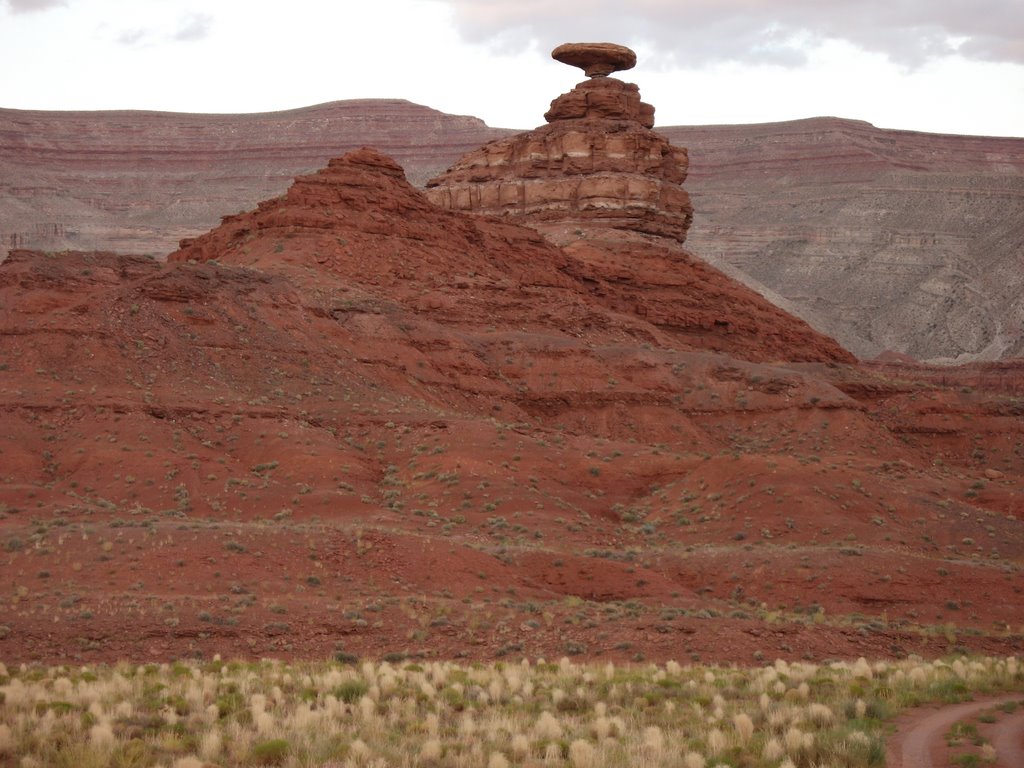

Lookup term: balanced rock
[426,44,692,245]
[551,42,636,77]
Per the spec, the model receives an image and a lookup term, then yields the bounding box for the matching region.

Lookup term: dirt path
[990,707,1024,768]
[886,694,1024,768]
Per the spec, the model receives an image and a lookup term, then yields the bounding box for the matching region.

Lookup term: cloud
[114,12,212,47]
[116,28,148,46]
[173,12,212,42]
[442,0,1024,67]
[3,0,66,12]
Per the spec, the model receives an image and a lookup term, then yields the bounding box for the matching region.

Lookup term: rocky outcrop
[425,45,693,245]
[170,146,850,365]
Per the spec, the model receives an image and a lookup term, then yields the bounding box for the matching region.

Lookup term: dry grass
[0,655,1020,767]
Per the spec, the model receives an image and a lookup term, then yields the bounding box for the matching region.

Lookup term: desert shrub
[248,738,289,766]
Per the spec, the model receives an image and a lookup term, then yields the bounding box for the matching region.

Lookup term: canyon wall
[662,118,1024,362]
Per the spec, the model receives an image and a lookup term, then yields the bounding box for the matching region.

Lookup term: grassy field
[0,654,1021,767]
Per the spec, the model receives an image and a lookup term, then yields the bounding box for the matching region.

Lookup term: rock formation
[551,42,636,77]
[2,92,1022,664]
[425,44,693,245]
[4,137,1023,664]
[170,146,851,365]
[3,101,1021,362]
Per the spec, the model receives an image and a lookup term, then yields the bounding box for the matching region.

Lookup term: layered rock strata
[425,45,693,245]
[0,100,514,261]
[661,118,1024,362]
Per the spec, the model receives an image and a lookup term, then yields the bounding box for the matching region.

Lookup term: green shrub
[333,680,369,703]
[249,738,290,766]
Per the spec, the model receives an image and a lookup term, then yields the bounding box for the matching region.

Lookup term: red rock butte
[426,43,692,245]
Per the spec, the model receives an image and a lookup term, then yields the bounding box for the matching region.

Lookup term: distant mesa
[552,42,637,77]
[426,42,692,245]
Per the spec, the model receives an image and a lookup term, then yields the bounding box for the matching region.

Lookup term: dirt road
[886,694,1024,768]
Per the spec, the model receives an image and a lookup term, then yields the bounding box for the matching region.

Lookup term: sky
[1,0,1023,137]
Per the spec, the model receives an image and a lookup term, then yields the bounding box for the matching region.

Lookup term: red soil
[0,149,1021,665]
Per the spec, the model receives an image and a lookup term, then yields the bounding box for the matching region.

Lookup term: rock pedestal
[426,43,693,245]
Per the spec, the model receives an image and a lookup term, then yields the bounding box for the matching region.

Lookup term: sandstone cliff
[425,75,693,245]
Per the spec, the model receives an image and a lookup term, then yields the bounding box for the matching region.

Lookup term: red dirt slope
[0,149,1020,665]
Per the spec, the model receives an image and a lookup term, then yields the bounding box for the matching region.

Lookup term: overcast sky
[2,0,1022,137]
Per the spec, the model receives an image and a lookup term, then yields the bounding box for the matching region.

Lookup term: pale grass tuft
[359,695,376,720]
[569,739,596,768]
[544,743,562,764]
[706,728,726,755]
[89,721,115,748]
[199,728,222,761]
[643,725,664,756]
[0,725,12,754]
[855,698,866,718]
[511,734,530,758]
[784,727,805,754]
[807,702,835,725]
[762,737,784,761]
[666,660,682,676]
[489,679,504,702]
[852,657,873,679]
[909,666,928,686]
[610,716,626,737]
[593,716,611,741]
[254,709,274,735]
[425,712,440,736]
[172,758,204,768]
[981,743,997,761]
[733,712,754,743]
[535,710,563,740]
[350,738,371,763]
[683,751,706,768]
[419,738,442,763]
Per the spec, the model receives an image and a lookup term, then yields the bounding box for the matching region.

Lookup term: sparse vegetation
[0,654,1019,766]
